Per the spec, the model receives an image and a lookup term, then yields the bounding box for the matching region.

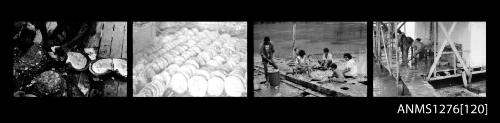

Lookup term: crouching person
[326,61,347,83]
[343,53,358,78]
[294,50,312,77]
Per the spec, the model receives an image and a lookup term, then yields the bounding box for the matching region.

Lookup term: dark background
[1,2,493,121]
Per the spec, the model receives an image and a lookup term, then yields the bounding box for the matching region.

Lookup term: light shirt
[322,53,334,62]
[345,59,358,76]
[296,56,308,66]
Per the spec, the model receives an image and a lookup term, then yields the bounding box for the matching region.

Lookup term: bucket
[267,71,280,87]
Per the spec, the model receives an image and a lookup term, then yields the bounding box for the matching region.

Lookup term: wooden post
[468,69,472,87]
[377,23,382,59]
[291,24,296,59]
[110,22,126,59]
[462,72,468,87]
[453,51,456,75]
[397,22,406,63]
[99,22,114,58]
[381,22,391,74]
[374,22,378,60]
[433,22,437,79]
[397,22,406,32]
[376,23,380,59]
[394,22,400,95]
[377,23,382,63]
[122,22,127,59]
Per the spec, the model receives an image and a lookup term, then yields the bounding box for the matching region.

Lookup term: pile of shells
[133,22,247,97]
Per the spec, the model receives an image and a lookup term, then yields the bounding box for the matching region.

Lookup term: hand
[50,46,68,61]
[343,68,350,73]
[268,61,278,69]
[48,52,58,59]
[50,46,61,52]
[48,46,61,60]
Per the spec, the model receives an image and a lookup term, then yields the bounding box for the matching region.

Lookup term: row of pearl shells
[133,27,247,97]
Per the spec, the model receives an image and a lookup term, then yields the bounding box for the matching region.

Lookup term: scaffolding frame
[426,22,472,87]
[374,22,404,75]
[373,22,404,95]
[374,22,476,88]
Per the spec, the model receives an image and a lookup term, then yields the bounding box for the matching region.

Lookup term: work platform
[254,57,367,97]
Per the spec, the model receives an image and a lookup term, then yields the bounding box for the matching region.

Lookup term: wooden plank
[96,22,104,35]
[381,23,391,74]
[99,22,113,58]
[291,24,296,59]
[429,70,486,81]
[399,66,439,97]
[87,22,103,48]
[121,22,127,59]
[433,22,438,79]
[254,64,366,97]
[103,79,127,97]
[103,79,118,97]
[396,22,406,31]
[394,22,400,92]
[117,80,127,97]
[377,22,381,58]
[110,22,126,58]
